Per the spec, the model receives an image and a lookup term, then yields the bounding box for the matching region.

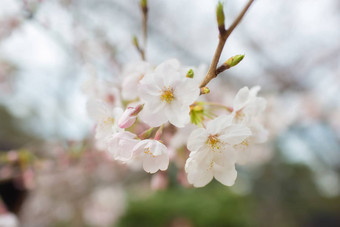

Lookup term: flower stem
[203,102,233,112]
[199,0,255,88]
[154,125,164,140]
[140,0,148,60]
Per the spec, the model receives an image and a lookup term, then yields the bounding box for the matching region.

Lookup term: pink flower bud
[118,104,143,128]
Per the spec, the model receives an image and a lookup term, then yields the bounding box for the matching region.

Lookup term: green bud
[225,54,245,67]
[140,0,147,8]
[132,35,139,48]
[186,69,194,78]
[216,2,225,27]
[200,87,210,94]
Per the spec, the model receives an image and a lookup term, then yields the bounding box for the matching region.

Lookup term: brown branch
[141,1,148,60]
[199,0,255,88]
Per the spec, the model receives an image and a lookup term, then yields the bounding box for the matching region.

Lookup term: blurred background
[0,0,339,226]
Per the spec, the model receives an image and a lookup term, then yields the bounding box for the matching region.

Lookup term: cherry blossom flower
[230,86,268,164]
[121,61,153,100]
[132,139,169,173]
[138,59,200,127]
[234,122,268,165]
[185,115,251,187]
[108,131,139,162]
[185,150,238,187]
[231,86,266,124]
[86,99,123,141]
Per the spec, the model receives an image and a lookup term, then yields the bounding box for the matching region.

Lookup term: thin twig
[141,1,148,60]
[199,0,255,88]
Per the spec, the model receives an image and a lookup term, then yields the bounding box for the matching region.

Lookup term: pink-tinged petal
[108,132,138,162]
[233,87,250,111]
[206,115,233,135]
[213,163,237,186]
[118,107,137,129]
[219,125,252,145]
[187,128,208,152]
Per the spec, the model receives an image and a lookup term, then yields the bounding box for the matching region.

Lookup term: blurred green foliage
[118,156,340,227]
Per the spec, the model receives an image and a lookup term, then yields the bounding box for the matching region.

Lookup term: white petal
[213,147,237,166]
[185,157,213,187]
[87,99,111,121]
[143,155,161,173]
[132,139,150,156]
[142,141,169,173]
[139,106,168,127]
[233,87,250,111]
[206,115,233,135]
[249,122,268,143]
[249,86,261,96]
[187,128,208,152]
[243,97,266,117]
[157,153,170,171]
[213,163,237,186]
[219,125,252,145]
[108,132,138,161]
[95,123,113,140]
[174,79,200,105]
[165,105,190,128]
[122,73,140,100]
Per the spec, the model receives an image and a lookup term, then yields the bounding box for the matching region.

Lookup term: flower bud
[216,2,225,33]
[225,54,244,67]
[140,0,147,8]
[200,87,210,95]
[132,35,139,49]
[118,104,143,128]
[186,69,194,78]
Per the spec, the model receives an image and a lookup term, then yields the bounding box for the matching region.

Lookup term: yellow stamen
[144,147,155,157]
[103,117,114,124]
[160,87,175,103]
[207,135,223,152]
[235,110,245,121]
[240,140,249,147]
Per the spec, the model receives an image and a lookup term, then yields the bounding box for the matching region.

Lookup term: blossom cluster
[84,59,267,187]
